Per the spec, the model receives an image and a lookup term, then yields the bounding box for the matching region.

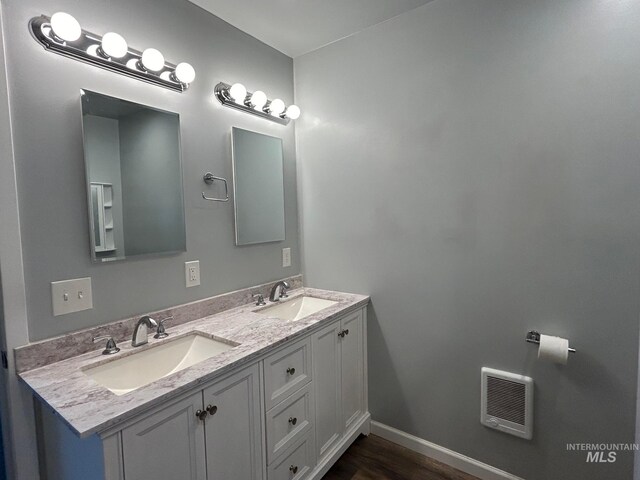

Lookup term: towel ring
[202,172,229,202]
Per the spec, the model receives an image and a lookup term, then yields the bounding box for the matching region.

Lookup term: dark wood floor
[322,435,480,480]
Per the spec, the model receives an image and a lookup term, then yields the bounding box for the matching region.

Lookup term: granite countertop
[19,287,369,438]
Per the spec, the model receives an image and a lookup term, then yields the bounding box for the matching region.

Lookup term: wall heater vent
[481,367,533,440]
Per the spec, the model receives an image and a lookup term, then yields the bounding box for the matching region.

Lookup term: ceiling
[187,0,433,57]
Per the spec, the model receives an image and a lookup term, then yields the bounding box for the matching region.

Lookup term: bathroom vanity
[17,280,369,480]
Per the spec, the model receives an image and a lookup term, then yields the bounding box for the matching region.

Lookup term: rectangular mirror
[81,90,186,263]
[232,127,285,245]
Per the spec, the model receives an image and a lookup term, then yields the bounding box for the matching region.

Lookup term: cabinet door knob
[288,416,297,426]
[206,405,218,415]
[338,330,345,338]
[344,329,349,336]
[286,367,296,376]
[289,465,298,474]
[195,409,208,421]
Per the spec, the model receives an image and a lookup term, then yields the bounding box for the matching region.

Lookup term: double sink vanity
[17,276,369,480]
[12,84,369,480]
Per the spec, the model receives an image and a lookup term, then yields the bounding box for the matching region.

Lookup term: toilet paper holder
[526,331,576,353]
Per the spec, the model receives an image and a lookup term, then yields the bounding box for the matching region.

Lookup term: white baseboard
[370,421,524,480]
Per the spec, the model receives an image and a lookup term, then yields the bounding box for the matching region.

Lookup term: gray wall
[0,274,6,480]
[295,1,640,478]
[0,6,40,476]
[2,0,300,341]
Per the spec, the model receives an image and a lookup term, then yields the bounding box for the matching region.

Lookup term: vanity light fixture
[214,82,301,125]
[173,62,196,84]
[99,32,128,59]
[249,90,267,110]
[285,105,301,120]
[50,12,81,43]
[140,48,165,72]
[268,98,285,117]
[229,83,248,103]
[30,13,196,92]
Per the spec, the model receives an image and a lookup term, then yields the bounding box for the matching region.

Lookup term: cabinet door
[341,309,365,432]
[312,320,342,461]
[121,391,206,480]
[203,363,263,480]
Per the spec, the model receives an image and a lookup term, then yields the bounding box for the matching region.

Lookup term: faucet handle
[154,316,172,339]
[92,335,120,355]
[253,293,266,306]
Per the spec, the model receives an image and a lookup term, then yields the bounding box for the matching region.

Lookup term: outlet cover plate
[282,248,291,267]
[185,260,200,288]
[51,277,93,316]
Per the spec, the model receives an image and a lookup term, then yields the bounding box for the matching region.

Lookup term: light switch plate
[51,277,93,316]
[282,248,291,268]
[185,260,200,288]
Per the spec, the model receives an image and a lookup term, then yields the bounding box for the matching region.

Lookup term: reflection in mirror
[81,90,186,263]
[232,128,285,245]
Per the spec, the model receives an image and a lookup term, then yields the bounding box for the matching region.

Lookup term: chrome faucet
[269,281,290,302]
[132,315,158,347]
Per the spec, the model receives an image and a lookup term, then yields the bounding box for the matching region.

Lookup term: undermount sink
[83,334,238,396]
[257,296,337,322]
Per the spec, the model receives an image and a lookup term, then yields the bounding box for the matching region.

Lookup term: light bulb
[141,48,165,72]
[229,83,247,103]
[285,105,301,120]
[101,32,128,59]
[174,62,196,84]
[250,90,267,110]
[50,12,81,42]
[269,99,285,116]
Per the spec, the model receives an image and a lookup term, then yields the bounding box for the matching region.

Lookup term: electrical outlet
[51,277,93,316]
[185,260,200,288]
[282,248,291,268]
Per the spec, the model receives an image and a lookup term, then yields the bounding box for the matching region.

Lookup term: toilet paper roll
[538,334,569,365]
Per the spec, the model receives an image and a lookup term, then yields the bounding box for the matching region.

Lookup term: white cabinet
[312,319,343,460]
[267,433,315,480]
[120,363,262,480]
[41,305,368,480]
[263,337,312,410]
[266,382,314,463]
[340,310,365,433]
[121,392,206,480]
[203,364,263,480]
[312,308,366,463]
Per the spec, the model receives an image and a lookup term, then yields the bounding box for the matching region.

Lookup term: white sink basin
[257,296,337,322]
[83,334,238,396]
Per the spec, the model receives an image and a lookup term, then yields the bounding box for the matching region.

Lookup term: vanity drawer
[263,337,312,410]
[266,383,314,463]
[267,432,315,480]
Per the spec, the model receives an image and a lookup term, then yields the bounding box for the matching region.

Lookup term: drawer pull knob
[206,405,218,415]
[289,465,298,474]
[288,416,297,426]
[195,409,208,421]
[286,367,296,376]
